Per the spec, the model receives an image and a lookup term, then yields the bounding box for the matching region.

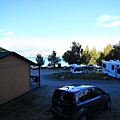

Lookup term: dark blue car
[51,84,111,120]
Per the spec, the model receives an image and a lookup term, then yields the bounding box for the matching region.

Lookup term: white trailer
[70,64,83,74]
[102,60,120,79]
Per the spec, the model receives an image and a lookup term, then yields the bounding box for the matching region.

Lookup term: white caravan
[70,64,83,74]
[102,60,120,79]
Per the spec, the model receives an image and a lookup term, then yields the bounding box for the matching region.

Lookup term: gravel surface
[0,68,120,120]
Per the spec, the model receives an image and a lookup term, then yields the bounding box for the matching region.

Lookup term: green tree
[112,41,120,60]
[118,40,120,46]
[0,47,7,52]
[95,43,113,63]
[48,51,61,68]
[36,54,45,66]
[96,51,104,66]
[62,41,83,65]
[80,45,91,65]
[103,41,120,61]
[103,44,113,56]
[89,47,98,65]
[105,44,120,60]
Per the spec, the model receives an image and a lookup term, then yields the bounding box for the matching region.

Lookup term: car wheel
[106,100,111,109]
[79,114,88,120]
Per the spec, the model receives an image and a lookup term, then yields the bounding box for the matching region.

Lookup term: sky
[0,0,120,56]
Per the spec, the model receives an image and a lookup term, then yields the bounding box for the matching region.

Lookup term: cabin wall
[0,55,30,105]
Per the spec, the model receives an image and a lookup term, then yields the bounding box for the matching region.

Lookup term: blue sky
[0,0,120,56]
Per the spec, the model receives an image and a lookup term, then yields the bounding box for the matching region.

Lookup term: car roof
[56,84,94,93]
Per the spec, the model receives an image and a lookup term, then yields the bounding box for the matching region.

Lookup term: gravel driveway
[0,68,120,120]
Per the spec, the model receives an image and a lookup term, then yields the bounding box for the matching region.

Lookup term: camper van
[102,60,120,79]
[70,64,82,74]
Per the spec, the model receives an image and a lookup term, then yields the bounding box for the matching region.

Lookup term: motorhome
[102,60,120,79]
[70,64,83,74]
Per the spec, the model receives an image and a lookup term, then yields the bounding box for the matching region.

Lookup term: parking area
[0,68,120,120]
[30,68,120,120]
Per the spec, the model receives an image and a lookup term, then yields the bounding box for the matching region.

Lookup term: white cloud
[81,37,117,51]
[0,30,72,56]
[96,14,120,27]
[6,31,15,35]
[0,30,119,56]
[0,29,4,32]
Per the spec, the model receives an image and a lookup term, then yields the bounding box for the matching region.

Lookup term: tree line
[36,40,120,67]
[1,40,120,67]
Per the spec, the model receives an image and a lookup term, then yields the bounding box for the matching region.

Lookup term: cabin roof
[0,51,37,65]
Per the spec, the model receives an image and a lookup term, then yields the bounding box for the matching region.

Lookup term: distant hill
[19,49,62,57]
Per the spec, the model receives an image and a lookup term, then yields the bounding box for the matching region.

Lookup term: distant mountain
[18,49,57,57]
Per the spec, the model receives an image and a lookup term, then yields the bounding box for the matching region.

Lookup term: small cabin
[0,51,40,105]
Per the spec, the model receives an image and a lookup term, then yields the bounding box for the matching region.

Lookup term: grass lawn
[50,71,113,80]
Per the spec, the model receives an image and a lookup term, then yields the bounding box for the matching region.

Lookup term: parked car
[93,67,103,74]
[47,63,54,69]
[31,66,39,70]
[70,64,83,74]
[87,64,94,68]
[63,66,68,70]
[51,84,111,120]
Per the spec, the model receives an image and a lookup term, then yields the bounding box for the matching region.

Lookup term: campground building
[0,50,40,105]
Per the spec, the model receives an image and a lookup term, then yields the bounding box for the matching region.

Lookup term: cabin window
[112,65,114,70]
